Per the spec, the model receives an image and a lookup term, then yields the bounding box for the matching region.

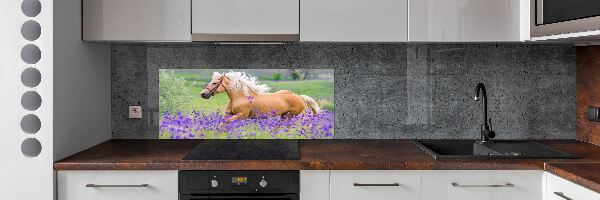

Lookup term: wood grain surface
[54,139,600,170]
[577,46,600,144]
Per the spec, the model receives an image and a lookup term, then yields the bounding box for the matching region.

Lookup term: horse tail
[300,95,321,114]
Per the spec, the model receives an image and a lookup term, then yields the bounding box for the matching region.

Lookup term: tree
[303,70,311,80]
[272,73,282,81]
[289,69,305,80]
[159,70,193,114]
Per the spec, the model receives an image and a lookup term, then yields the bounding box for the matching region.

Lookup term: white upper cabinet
[80,0,532,42]
[191,0,300,41]
[300,0,408,42]
[409,0,530,42]
[83,0,191,42]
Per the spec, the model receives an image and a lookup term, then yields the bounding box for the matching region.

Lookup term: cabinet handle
[85,184,149,188]
[353,183,400,187]
[451,182,514,188]
[553,192,573,200]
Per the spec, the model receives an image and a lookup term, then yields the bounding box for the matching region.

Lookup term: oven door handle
[212,196,297,199]
[180,194,298,200]
[179,195,209,200]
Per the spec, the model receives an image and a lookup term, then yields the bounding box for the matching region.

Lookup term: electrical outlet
[129,106,142,119]
[588,106,600,122]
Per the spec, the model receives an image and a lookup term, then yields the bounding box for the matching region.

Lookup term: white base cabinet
[421,170,543,200]
[330,170,421,200]
[57,170,178,200]
[55,170,600,200]
[545,172,600,200]
[301,170,330,200]
[304,170,546,200]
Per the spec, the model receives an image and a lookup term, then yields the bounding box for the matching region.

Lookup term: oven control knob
[211,180,219,188]
[259,179,268,188]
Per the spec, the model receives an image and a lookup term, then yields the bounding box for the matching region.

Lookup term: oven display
[232,177,248,186]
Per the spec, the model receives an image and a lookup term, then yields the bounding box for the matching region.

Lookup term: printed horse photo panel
[159,69,334,139]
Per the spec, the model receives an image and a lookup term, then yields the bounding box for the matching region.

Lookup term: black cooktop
[183,140,300,160]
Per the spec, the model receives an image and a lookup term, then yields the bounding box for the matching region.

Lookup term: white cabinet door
[545,172,600,200]
[301,170,330,200]
[330,170,420,200]
[301,0,408,42]
[192,0,299,41]
[409,0,529,42]
[82,0,191,42]
[421,170,543,200]
[57,170,178,200]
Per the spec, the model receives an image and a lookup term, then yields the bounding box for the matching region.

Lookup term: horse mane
[213,71,270,96]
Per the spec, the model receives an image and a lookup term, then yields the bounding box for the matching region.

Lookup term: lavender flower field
[159,110,334,139]
[159,69,334,139]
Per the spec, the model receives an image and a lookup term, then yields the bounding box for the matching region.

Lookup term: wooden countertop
[54,139,600,171]
[54,139,600,193]
[545,162,600,194]
[54,140,600,192]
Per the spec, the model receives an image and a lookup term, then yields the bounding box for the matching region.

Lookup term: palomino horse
[200,72,321,121]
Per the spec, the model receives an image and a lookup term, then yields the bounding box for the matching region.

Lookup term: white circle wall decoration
[20,114,41,134]
[21,68,41,87]
[21,138,42,157]
[21,91,42,111]
[21,0,41,17]
[21,44,41,64]
[21,20,41,41]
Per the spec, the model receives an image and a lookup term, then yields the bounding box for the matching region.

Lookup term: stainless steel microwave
[532,0,600,37]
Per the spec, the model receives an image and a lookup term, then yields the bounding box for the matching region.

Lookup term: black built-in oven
[533,0,600,37]
[179,171,299,200]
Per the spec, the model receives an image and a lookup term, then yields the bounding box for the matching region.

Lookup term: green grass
[169,72,335,114]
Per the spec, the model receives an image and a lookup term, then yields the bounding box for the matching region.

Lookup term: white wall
[53,0,112,161]
[0,0,110,199]
[0,0,54,199]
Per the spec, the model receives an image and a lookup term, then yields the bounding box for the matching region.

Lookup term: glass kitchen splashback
[159,69,334,139]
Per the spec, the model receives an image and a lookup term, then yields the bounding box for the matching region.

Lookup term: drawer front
[422,170,543,200]
[545,172,600,200]
[300,170,330,200]
[57,170,178,200]
[330,170,420,200]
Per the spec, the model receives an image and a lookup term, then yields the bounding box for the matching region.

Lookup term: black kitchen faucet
[474,83,495,142]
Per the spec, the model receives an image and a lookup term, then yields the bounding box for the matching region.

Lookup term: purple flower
[159,109,335,139]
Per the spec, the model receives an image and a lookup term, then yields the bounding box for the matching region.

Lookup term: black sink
[412,140,578,160]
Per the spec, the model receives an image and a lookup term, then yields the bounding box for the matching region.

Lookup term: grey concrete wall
[112,43,576,139]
